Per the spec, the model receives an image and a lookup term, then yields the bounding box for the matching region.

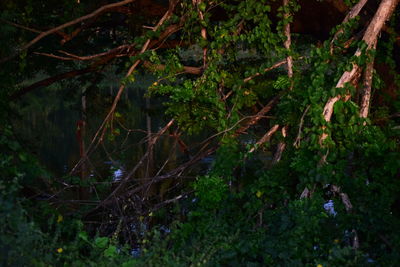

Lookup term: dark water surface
[11,72,178,179]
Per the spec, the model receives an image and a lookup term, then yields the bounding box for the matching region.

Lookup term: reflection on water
[104,161,125,181]
[112,168,124,182]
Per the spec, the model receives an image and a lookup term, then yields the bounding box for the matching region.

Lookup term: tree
[1,0,400,265]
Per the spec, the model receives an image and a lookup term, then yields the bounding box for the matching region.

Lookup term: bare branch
[0,0,137,63]
[70,0,180,175]
[321,0,399,144]
[0,19,42,33]
[143,61,203,75]
[293,105,310,148]
[300,187,311,199]
[283,0,293,80]
[236,95,280,135]
[243,59,287,83]
[270,0,294,164]
[248,124,280,153]
[34,52,76,61]
[330,183,359,249]
[272,126,288,164]
[11,66,96,100]
[300,184,317,199]
[99,119,175,207]
[35,21,182,63]
[193,0,208,67]
[360,39,377,118]
[331,184,353,211]
[58,45,133,60]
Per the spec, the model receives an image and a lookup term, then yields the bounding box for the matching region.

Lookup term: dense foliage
[1,0,400,265]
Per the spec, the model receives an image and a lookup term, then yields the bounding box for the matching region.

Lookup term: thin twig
[243,59,287,83]
[98,119,175,208]
[293,105,310,148]
[0,19,42,33]
[57,45,133,60]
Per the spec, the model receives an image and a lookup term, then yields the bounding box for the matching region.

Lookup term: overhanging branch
[0,0,137,63]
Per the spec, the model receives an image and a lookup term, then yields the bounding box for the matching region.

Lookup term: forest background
[1,0,400,265]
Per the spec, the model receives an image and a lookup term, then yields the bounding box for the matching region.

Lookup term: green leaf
[78,231,89,242]
[94,237,109,249]
[104,245,118,258]
[199,2,206,12]
[18,153,27,162]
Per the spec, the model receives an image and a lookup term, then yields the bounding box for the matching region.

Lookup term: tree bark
[321,0,399,144]
[360,40,377,118]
